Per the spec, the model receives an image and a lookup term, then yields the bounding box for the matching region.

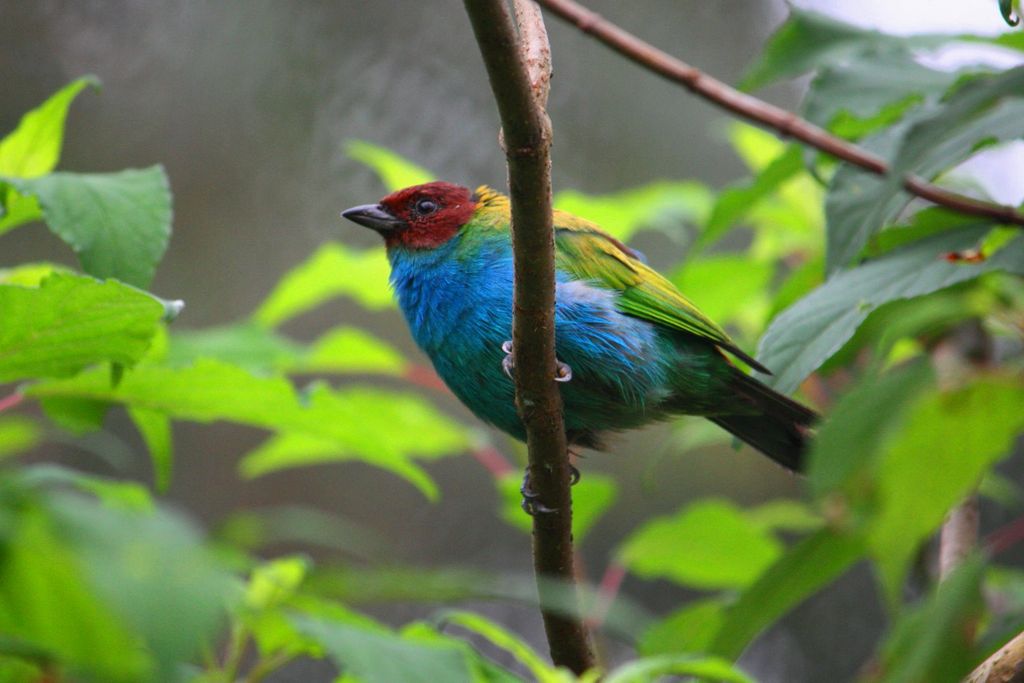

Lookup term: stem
[463,0,594,674]
[536,0,1024,229]
[939,496,980,581]
[0,393,25,413]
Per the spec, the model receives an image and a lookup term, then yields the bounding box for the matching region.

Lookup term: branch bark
[536,0,1024,229]
[462,0,594,673]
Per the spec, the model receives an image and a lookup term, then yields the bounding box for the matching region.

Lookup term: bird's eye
[414,198,439,216]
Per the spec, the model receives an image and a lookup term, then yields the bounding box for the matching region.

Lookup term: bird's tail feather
[709,370,818,472]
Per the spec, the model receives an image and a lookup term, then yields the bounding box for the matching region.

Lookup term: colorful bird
[343,181,816,475]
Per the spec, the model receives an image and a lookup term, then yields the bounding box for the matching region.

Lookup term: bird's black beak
[341,203,404,233]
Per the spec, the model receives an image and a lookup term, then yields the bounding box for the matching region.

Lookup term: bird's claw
[500,340,573,383]
[519,464,581,516]
[555,359,573,382]
[520,468,557,515]
[501,340,515,379]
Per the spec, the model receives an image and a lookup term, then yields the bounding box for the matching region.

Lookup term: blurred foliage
[0,5,1023,682]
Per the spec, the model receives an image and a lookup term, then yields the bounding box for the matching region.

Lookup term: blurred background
[1,1,1018,681]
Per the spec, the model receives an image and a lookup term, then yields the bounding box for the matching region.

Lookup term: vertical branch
[939,497,980,581]
[463,0,594,673]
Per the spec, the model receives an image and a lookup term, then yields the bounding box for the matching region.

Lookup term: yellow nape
[473,185,510,210]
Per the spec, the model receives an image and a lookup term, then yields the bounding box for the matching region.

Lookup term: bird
[342,181,817,482]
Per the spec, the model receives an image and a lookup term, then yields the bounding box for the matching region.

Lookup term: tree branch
[463,0,594,673]
[536,0,1024,229]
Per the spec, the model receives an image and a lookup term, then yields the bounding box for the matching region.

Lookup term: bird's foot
[519,464,581,516]
[500,340,573,383]
[501,340,515,379]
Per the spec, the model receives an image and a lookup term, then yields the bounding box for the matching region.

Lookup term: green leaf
[0,273,164,382]
[10,166,172,288]
[875,554,985,683]
[618,500,782,590]
[604,654,753,683]
[826,68,1024,273]
[803,51,957,137]
[48,491,234,680]
[0,504,150,682]
[1000,0,1021,26]
[240,431,440,501]
[672,255,773,333]
[0,262,71,287]
[292,615,475,683]
[744,500,822,534]
[553,181,711,242]
[245,556,310,611]
[253,243,394,328]
[497,471,616,544]
[741,10,907,91]
[21,465,153,512]
[869,378,1024,602]
[757,227,1024,393]
[38,397,110,435]
[0,76,99,178]
[0,417,41,459]
[698,144,803,250]
[0,189,42,236]
[708,529,864,660]
[128,407,173,492]
[639,598,726,656]
[28,360,469,499]
[167,323,407,376]
[440,611,566,683]
[167,323,305,371]
[346,140,434,191]
[305,326,407,375]
[807,360,935,500]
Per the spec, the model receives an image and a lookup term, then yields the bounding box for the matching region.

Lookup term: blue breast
[387,232,673,446]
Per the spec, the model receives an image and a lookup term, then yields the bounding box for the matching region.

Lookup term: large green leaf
[167,323,406,376]
[48,491,234,681]
[825,68,1024,273]
[869,378,1024,602]
[708,529,865,660]
[253,243,394,328]
[803,51,958,137]
[0,274,164,383]
[618,500,782,590]
[604,655,753,683]
[240,431,440,501]
[292,615,475,683]
[698,145,802,250]
[553,181,711,242]
[0,76,98,178]
[0,416,41,459]
[27,360,469,498]
[439,611,569,683]
[757,227,1024,393]
[807,360,934,500]
[0,504,149,682]
[741,10,908,91]
[11,167,173,288]
[639,598,726,657]
[874,555,985,683]
[128,407,173,492]
[672,255,773,333]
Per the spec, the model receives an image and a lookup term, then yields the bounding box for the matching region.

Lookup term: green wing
[553,211,770,374]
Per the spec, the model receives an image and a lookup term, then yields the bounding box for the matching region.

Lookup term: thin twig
[940,496,980,580]
[536,0,1024,228]
[0,392,24,413]
[463,0,594,674]
[966,631,1024,683]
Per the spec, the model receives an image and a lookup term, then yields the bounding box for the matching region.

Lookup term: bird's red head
[342,181,477,249]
